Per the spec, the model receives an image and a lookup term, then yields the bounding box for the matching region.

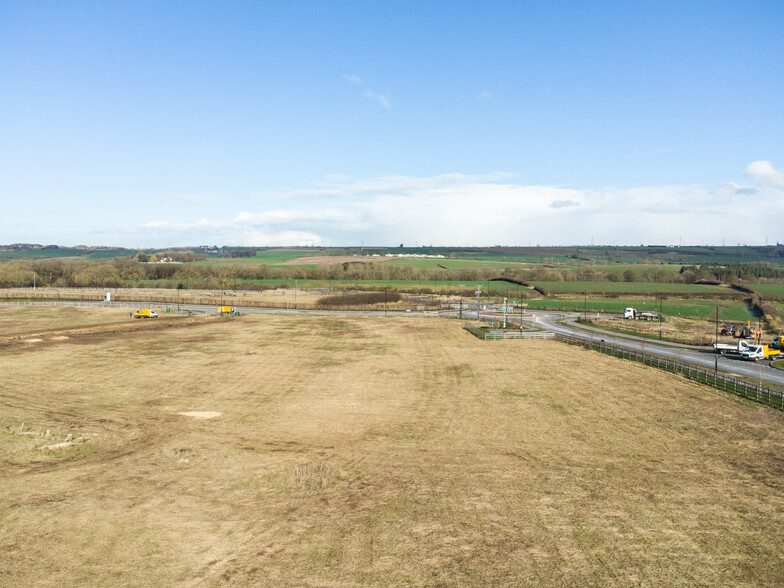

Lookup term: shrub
[317,291,402,307]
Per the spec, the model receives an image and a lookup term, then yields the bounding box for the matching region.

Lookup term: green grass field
[0,248,87,259]
[385,257,525,269]
[0,248,132,260]
[749,284,784,296]
[205,250,317,264]
[532,281,729,294]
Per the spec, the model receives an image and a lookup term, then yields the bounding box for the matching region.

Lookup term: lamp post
[658,295,663,341]
[33,273,36,290]
[519,289,523,326]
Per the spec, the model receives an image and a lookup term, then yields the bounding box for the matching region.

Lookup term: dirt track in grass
[2,311,784,586]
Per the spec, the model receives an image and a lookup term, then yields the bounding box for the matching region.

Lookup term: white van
[740,345,764,361]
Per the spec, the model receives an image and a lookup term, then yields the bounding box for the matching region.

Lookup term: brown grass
[0,305,196,341]
[588,316,750,345]
[281,255,390,265]
[2,311,784,585]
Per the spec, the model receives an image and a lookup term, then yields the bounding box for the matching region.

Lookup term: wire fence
[555,335,784,410]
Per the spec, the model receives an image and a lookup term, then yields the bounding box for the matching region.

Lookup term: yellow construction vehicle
[130,309,158,319]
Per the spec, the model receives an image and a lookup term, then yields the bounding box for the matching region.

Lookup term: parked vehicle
[623,307,659,321]
[218,306,236,315]
[769,335,784,350]
[720,324,735,336]
[740,345,765,361]
[130,309,158,319]
[713,339,752,355]
[740,344,781,361]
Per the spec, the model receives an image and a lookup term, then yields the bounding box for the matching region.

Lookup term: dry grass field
[0,305,192,341]
[588,316,756,346]
[2,310,784,586]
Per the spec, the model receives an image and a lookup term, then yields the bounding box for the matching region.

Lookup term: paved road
[525,310,784,388]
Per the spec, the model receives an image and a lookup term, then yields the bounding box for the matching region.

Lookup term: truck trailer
[713,339,753,355]
[623,307,659,321]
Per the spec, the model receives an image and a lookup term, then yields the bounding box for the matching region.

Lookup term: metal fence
[464,324,554,340]
[555,335,784,410]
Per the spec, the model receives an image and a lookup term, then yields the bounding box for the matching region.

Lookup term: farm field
[0,305,184,339]
[531,281,729,294]
[385,257,525,270]
[2,311,784,585]
[206,250,329,264]
[749,283,784,297]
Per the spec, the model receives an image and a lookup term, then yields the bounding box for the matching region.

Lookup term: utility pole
[715,306,719,375]
[583,290,587,321]
[658,295,662,341]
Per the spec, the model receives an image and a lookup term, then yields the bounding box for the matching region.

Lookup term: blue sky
[1,1,783,247]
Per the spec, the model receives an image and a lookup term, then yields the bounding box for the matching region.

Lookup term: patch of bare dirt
[281,255,390,265]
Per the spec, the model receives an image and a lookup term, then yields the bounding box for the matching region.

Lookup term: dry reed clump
[290,462,337,489]
[317,291,401,307]
[750,293,781,330]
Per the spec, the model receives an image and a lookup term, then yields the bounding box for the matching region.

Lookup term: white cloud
[341,73,364,85]
[747,160,784,191]
[122,168,784,247]
[342,73,391,108]
[477,91,492,100]
[364,89,391,108]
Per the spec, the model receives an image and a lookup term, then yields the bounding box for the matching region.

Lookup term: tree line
[1,257,782,290]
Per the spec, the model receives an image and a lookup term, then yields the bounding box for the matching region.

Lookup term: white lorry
[624,307,659,321]
[713,339,753,355]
